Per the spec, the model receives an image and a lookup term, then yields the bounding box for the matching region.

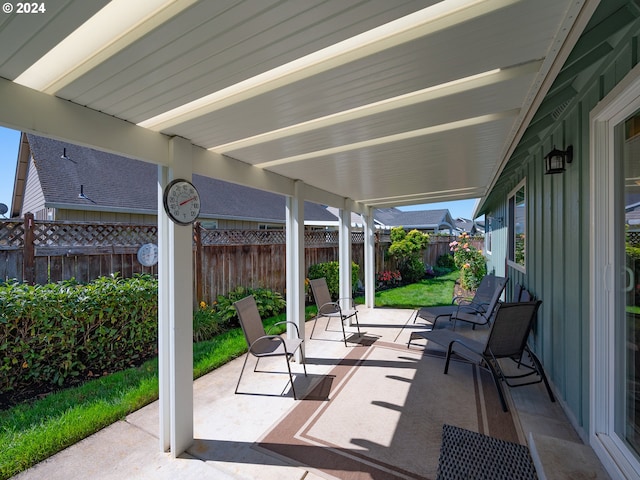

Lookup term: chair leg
[235,353,251,394]
[526,347,556,403]
[340,316,348,347]
[485,359,509,412]
[444,342,455,374]
[299,346,308,376]
[284,354,298,400]
[353,311,361,335]
[309,315,320,340]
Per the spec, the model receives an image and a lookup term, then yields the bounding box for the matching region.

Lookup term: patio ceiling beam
[212,61,542,154]
[0,76,355,209]
[190,145,359,212]
[137,0,521,131]
[14,0,197,94]
[254,110,520,169]
[0,77,169,165]
[365,186,486,207]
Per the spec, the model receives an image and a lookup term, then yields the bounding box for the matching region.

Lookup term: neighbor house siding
[485,16,640,439]
[22,157,45,218]
[54,209,157,224]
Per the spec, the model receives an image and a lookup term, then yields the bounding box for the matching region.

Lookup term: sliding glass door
[616,109,640,460]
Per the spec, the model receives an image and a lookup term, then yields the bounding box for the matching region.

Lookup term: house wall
[21,157,45,218]
[485,10,640,440]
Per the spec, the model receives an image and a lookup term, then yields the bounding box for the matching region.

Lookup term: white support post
[286,181,305,358]
[157,165,171,452]
[364,207,376,309]
[157,137,194,458]
[339,200,352,314]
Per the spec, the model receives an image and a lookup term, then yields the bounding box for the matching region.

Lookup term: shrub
[209,286,286,329]
[449,233,487,290]
[436,253,456,270]
[0,274,158,398]
[387,227,430,283]
[377,270,402,288]
[193,302,224,343]
[308,261,360,299]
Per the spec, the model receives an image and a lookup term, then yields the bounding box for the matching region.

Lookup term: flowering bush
[449,232,487,290]
[377,270,402,288]
[194,300,224,342]
[388,227,429,283]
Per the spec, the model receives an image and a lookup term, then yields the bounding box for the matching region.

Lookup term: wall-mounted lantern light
[544,145,573,174]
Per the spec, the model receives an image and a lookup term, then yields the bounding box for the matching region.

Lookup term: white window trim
[590,61,640,479]
[507,178,526,273]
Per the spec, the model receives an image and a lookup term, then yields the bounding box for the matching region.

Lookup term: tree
[387,227,430,283]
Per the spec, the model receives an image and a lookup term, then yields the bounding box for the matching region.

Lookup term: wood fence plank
[49,257,62,283]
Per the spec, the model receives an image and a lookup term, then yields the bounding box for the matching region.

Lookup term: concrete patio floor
[13,307,608,480]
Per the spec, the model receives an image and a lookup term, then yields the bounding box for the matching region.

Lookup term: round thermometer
[137,243,158,267]
[162,179,201,225]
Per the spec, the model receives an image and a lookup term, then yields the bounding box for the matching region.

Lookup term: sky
[0,126,479,220]
[0,127,20,217]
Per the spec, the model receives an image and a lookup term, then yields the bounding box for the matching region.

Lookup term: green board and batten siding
[483,1,640,437]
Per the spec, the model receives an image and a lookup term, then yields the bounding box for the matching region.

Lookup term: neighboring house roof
[374,208,456,232]
[454,217,484,234]
[14,134,337,224]
[324,206,459,232]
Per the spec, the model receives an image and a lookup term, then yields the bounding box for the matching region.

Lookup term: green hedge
[0,274,158,397]
[308,261,360,299]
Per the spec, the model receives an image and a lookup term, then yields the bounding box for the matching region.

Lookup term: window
[508,180,526,271]
[199,220,218,230]
[258,223,284,230]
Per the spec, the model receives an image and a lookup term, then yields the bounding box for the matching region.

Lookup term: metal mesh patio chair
[413,274,508,330]
[412,301,554,412]
[309,277,361,346]
[233,295,307,399]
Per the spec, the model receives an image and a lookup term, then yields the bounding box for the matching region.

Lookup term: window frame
[507,179,526,273]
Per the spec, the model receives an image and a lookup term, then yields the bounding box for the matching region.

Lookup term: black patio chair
[413,274,508,330]
[412,301,554,412]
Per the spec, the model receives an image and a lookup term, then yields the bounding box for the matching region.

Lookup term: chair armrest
[318,301,341,315]
[268,320,302,338]
[250,335,289,355]
[338,297,357,309]
[447,337,484,363]
[452,295,473,305]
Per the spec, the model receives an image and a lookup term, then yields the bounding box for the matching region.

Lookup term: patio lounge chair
[233,295,307,399]
[309,277,361,346]
[413,300,554,412]
[414,274,508,330]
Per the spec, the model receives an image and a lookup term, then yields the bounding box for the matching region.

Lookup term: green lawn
[355,269,459,308]
[0,273,458,479]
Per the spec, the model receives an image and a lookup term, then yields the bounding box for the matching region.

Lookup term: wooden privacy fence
[1,216,480,303]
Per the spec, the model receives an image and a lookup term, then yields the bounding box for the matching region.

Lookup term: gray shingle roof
[374,207,454,230]
[27,134,337,223]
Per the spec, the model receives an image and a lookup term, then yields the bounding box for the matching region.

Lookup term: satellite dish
[0,203,7,217]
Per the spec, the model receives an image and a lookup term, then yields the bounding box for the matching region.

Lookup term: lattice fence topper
[628,230,640,246]
[199,228,364,246]
[0,221,24,248]
[1,219,369,250]
[32,222,158,247]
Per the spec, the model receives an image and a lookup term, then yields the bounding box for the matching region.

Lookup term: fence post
[193,222,203,305]
[23,212,35,285]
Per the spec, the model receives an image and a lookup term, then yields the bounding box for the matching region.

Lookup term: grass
[355,269,459,309]
[0,274,459,479]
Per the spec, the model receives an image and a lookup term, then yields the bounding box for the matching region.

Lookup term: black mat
[436,424,538,480]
